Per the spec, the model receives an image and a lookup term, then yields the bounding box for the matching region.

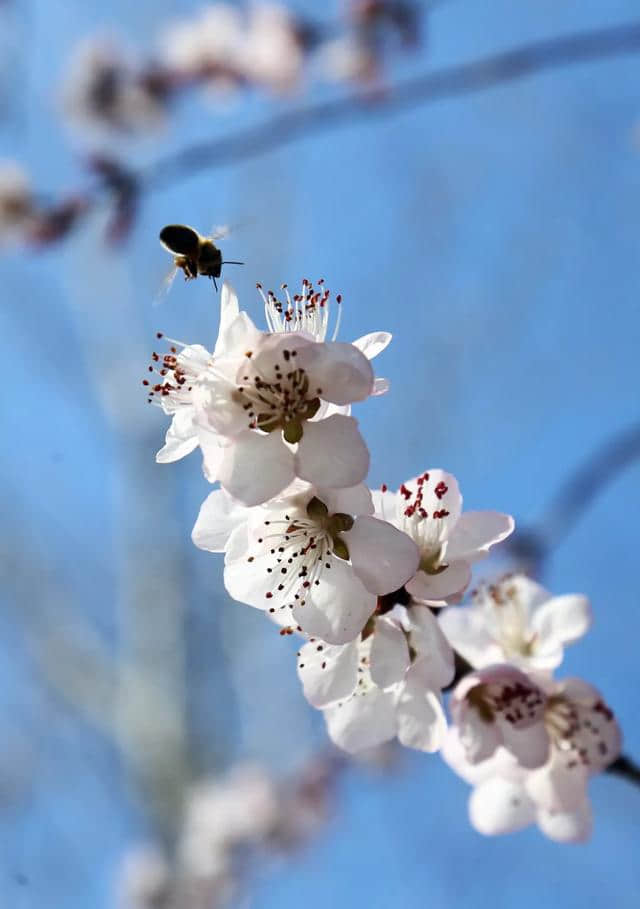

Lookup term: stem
[606,755,640,787]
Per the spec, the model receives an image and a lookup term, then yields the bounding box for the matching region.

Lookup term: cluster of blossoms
[149,279,622,844]
[61,2,421,136]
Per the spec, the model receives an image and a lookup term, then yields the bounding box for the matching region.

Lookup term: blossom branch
[140,20,640,191]
[7,19,640,247]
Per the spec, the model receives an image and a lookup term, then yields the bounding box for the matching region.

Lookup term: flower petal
[292,557,375,645]
[369,616,410,688]
[156,410,199,463]
[218,430,295,505]
[351,331,392,360]
[437,606,500,670]
[525,751,589,813]
[406,606,455,689]
[213,281,240,354]
[324,688,397,753]
[530,595,592,654]
[345,516,419,595]
[498,717,550,769]
[406,560,471,605]
[296,639,359,708]
[396,687,448,752]
[197,422,226,483]
[469,778,536,835]
[444,511,515,563]
[536,801,592,843]
[297,341,374,405]
[317,484,374,517]
[223,524,274,609]
[295,415,369,489]
[192,489,247,553]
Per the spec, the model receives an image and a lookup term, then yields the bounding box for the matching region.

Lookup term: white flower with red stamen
[192,483,419,644]
[259,279,391,397]
[439,574,592,673]
[444,677,621,842]
[146,282,256,466]
[372,470,514,605]
[161,3,244,93]
[194,326,376,505]
[297,603,454,753]
[450,666,550,768]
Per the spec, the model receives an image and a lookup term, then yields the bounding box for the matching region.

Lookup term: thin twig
[508,422,640,573]
[141,20,640,191]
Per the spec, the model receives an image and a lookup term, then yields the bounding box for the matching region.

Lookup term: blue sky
[1,0,639,906]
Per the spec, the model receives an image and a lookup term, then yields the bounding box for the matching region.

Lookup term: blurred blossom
[0,160,35,242]
[61,38,167,136]
[242,3,305,94]
[160,4,244,96]
[320,35,379,85]
[116,845,172,909]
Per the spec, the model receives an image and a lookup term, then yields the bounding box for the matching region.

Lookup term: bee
[159,224,244,291]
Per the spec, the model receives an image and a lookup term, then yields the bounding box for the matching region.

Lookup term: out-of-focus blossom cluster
[61,2,422,137]
[149,278,622,846]
[116,756,345,909]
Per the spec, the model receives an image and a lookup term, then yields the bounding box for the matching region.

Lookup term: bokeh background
[1,0,639,906]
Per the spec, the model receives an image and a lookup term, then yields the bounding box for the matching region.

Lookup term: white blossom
[160,4,244,94]
[242,3,305,93]
[193,483,419,643]
[439,574,592,672]
[444,677,621,842]
[450,665,550,768]
[373,470,514,605]
[297,604,453,753]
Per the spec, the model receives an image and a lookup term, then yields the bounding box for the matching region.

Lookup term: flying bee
[159,224,244,291]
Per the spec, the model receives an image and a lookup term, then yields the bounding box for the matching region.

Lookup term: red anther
[381,483,388,492]
[156,332,163,339]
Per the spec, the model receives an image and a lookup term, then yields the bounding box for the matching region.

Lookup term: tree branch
[140,20,640,192]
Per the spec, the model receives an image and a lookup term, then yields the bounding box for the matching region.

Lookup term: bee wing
[153,265,179,307]
[159,224,200,255]
[209,223,232,242]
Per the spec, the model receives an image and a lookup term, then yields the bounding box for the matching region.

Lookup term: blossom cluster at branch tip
[150,278,622,846]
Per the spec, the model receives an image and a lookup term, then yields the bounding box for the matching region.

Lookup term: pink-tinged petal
[372,378,390,396]
[396,688,448,752]
[324,688,397,753]
[536,801,592,843]
[437,606,500,670]
[406,560,471,605]
[530,595,592,654]
[318,484,374,517]
[292,558,375,644]
[297,341,374,405]
[351,331,392,360]
[345,516,419,595]
[458,708,502,763]
[197,423,226,483]
[406,606,455,689]
[296,640,359,708]
[192,490,247,553]
[469,778,536,836]
[445,511,515,563]
[218,430,294,505]
[525,751,589,813]
[369,617,410,688]
[295,415,369,489]
[498,718,550,769]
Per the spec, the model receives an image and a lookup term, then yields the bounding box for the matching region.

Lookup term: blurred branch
[608,755,640,786]
[17,19,640,245]
[508,421,640,573]
[140,19,640,190]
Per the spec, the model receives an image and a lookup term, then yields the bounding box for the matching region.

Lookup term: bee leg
[212,276,218,291]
